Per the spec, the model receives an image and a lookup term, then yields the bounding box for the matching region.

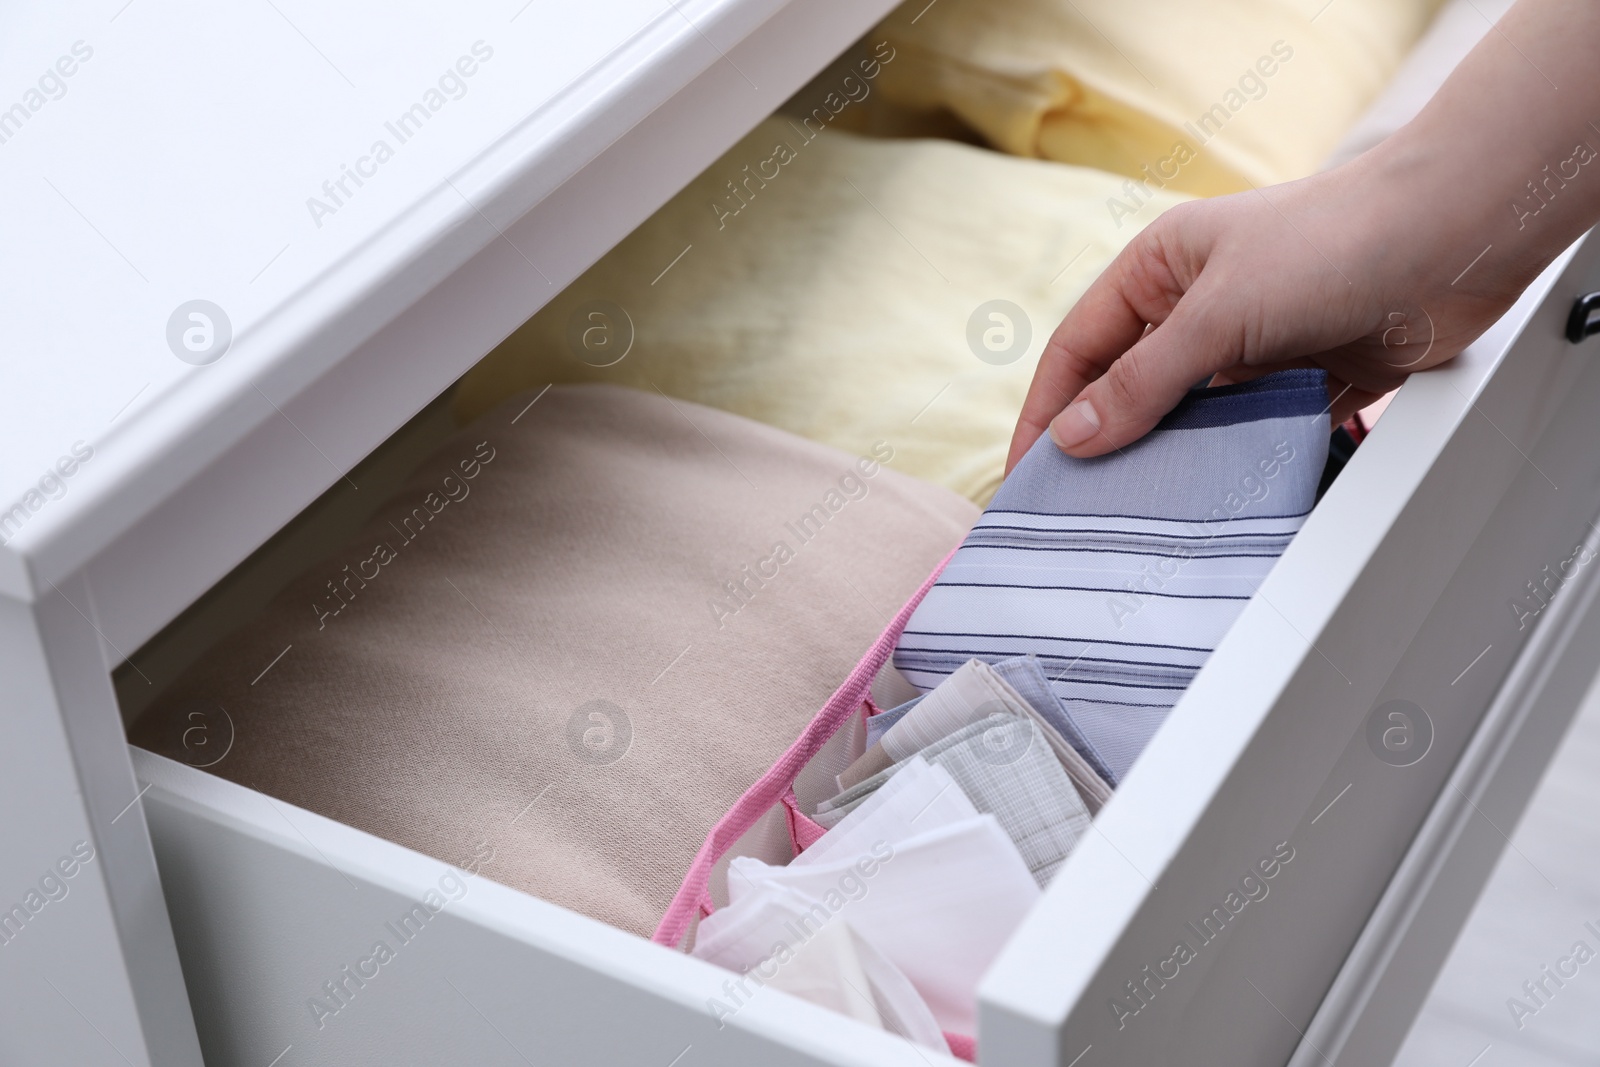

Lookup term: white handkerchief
[790,756,979,873]
[769,917,950,1051]
[693,882,947,1052]
[879,659,1017,761]
[725,815,1039,1036]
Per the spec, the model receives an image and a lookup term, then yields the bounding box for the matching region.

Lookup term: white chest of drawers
[5,2,1600,1065]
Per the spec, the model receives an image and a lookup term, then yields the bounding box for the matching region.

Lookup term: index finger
[1005,244,1174,473]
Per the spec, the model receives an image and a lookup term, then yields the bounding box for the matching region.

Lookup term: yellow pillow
[455,118,1189,504]
[867,0,1444,195]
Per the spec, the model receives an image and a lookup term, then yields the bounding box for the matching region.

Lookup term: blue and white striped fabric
[893,370,1330,783]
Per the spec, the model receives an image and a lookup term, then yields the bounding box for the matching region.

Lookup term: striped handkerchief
[893,370,1329,783]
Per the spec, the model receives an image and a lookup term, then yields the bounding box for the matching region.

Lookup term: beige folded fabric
[131,384,978,938]
[863,0,1443,195]
[454,117,1190,506]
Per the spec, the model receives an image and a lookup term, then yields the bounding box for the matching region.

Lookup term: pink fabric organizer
[653,550,953,945]
[654,549,980,1060]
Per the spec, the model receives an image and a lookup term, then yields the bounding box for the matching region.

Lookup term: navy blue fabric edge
[1153,368,1328,432]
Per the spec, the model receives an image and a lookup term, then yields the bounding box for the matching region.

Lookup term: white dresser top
[0,0,784,598]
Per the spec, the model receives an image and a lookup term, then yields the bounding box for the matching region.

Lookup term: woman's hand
[1008,0,1600,469]
[1008,161,1510,466]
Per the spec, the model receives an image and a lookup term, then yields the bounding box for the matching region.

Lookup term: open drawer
[8,3,1600,1067]
[113,231,1600,1067]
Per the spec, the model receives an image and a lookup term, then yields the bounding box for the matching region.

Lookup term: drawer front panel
[982,238,1600,1065]
[136,750,958,1067]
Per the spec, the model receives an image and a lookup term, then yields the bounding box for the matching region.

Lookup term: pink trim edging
[943,1032,976,1061]
[781,791,829,853]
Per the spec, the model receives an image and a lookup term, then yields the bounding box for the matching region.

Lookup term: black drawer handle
[1567,291,1600,343]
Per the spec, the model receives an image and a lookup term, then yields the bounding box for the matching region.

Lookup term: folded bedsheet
[859,0,1443,195]
[131,384,978,938]
[453,117,1190,507]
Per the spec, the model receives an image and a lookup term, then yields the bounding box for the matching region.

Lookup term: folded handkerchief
[865,695,923,749]
[794,756,980,873]
[699,756,980,1050]
[893,369,1329,783]
[819,714,1090,885]
[693,882,948,1051]
[720,815,1039,1037]
[990,654,1115,797]
[842,658,1110,812]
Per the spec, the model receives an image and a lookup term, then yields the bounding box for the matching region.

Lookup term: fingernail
[1049,398,1101,451]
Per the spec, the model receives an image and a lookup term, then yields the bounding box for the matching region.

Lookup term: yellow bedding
[864,0,1444,195]
[455,118,1189,505]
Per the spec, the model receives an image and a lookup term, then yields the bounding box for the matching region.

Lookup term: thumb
[1048,298,1237,458]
